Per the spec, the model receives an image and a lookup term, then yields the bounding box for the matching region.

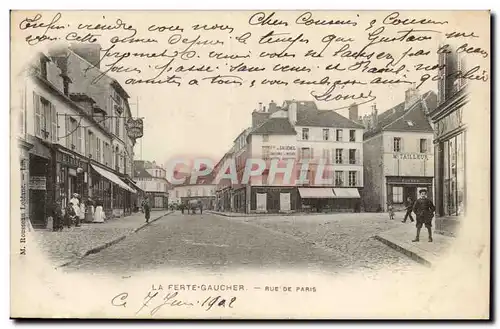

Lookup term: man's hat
[419,189,428,193]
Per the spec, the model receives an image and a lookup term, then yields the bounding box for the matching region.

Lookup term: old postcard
[10,10,490,319]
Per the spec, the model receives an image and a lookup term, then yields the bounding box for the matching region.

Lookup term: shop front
[250,186,299,213]
[54,146,89,209]
[298,187,361,213]
[90,163,137,218]
[386,176,433,211]
[432,93,467,236]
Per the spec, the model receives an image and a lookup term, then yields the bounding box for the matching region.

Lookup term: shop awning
[333,188,360,198]
[122,176,142,192]
[298,188,335,199]
[91,164,136,194]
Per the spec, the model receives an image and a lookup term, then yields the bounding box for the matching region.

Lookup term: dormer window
[406,120,415,127]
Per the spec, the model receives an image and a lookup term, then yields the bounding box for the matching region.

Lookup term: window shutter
[344,171,348,187]
[355,149,360,164]
[51,103,57,143]
[400,137,404,152]
[85,128,89,156]
[65,115,70,148]
[33,92,41,137]
[427,138,431,153]
[343,149,348,164]
[331,148,335,164]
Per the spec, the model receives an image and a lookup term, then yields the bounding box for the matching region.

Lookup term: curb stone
[57,211,173,268]
[373,235,432,267]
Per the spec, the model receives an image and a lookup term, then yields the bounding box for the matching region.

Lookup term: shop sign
[29,176,46,190]
[126,118,144,140]
[393,153,429,160]
[435,107,464,138]
[268,145,297,158]
[386,176,433,185]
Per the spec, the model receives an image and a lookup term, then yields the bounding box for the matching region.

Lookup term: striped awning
[91,164,136,194]
[298,188,335,199]
[333,188,360,198]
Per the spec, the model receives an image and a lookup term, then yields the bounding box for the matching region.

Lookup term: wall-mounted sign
[29,176,46,190]
[393,153,429,160]
[435,107,464,138]
[269,145,297,158]
[126,118,144,140]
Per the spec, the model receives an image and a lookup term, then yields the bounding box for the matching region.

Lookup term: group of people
[178,202,203,215]
[387,189,436,242]
[51,193,106,232]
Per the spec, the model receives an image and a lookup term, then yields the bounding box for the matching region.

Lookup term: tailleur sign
[126,118,144,141]
[393,153,429,160]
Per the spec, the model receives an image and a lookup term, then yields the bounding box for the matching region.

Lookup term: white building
[133,160,169,209]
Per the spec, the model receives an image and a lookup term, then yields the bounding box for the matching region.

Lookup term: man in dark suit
[412,189,436,242]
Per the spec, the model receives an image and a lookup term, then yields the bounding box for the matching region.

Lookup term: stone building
[362,86,437,212]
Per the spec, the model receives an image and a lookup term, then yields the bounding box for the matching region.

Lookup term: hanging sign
[126,118,144,140]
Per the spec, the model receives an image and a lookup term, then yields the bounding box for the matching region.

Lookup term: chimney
[263,106,266,112]
[70,43,102,69]
[268,100,278,114]
[258,102,263,111]
[288,101,298,125]
[348,103,359,121]
[371,104,378,128]
[404,83,420,110]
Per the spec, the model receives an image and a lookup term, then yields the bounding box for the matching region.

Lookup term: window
[349,130,356,142]
[302,128,309,140]
[335,171,344,186]
[115,117,120,137]
[406,120,415,127]
[393,137,402,152]
[87,130,93,157]
[187,189,191,197]
[392,186,403,203]
[104,142,110,165]
[348,171,357,186]
[300,147,312,160]
[34,94,57,142]
[39,57,48,79]
[420,139,428,153]
[336,129,343,142]
[323,129,329,141]
[262,134,269,142]
[176,190,179,198]
[322,149,330,163]
[96,138,101,162]
[349,149,356,164]
[69,118,78,150]
[262,146,271,160]
[335,149,343,164]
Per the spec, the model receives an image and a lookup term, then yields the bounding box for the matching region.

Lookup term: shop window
[393,137,402,152]
[349,130,356,142]
[419,139,428,153]
[336,129,343,142]
[323,129,329,141]
[392,186,403,203]
[302,128,309,140]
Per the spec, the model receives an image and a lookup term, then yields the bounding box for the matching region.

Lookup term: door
[280,193,291,212]
[256,193,267,212]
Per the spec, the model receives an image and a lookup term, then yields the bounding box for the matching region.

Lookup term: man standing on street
[142,195,151,223]
[412,189,436,242]
[402,197,415,223]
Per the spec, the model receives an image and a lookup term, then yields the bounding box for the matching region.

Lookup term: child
[387,202,395,220]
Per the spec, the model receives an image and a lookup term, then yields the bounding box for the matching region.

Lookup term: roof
[133,160,153,178]
[250,117,297,135]
[282,99,364,129]
[363,91,437,139]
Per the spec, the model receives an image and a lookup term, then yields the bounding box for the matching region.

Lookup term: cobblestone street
[64,211,421,276]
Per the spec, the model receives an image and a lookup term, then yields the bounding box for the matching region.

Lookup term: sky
[10,10,490,169]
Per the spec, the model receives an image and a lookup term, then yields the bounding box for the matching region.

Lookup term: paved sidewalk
[207,210,387,218]
[33,210,172,267]
[375,224,455,267]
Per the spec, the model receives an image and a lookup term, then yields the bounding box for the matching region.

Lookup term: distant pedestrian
[412,189,436,242]
[387,202,395,220]
[51,197,64,231]
[142,196,151,223]
[402,197,415,223]
[64,201,76,228]
[199,202,203,214]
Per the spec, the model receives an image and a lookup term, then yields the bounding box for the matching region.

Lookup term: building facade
[14,44,140,229]
[214,100,365,214]
[363,87,437,212]
[171,172,216,210]
[134,160,170,209]
[430,50,468,236]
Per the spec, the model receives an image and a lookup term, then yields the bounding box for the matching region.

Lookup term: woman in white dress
[70,193,81,226]
[93,198,105,223]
